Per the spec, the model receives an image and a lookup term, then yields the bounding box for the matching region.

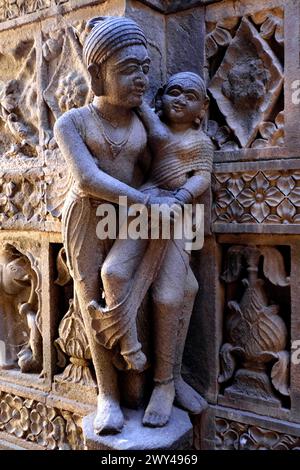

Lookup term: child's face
[161,78,205,125]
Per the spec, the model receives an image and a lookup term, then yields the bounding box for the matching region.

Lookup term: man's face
[102,44,150,108]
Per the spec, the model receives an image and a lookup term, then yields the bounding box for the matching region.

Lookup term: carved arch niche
[0,242,42,374]
[218,244,291,418]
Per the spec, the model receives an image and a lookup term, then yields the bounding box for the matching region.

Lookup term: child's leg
[118,327,148,372]
[143,239,188,427]
[173,267,207,414]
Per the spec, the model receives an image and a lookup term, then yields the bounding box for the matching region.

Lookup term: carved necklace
[90,104,134,159]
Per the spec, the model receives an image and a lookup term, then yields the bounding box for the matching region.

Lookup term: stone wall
[0,0,299,450]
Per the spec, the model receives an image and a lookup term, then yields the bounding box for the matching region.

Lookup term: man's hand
[147,196,183,225]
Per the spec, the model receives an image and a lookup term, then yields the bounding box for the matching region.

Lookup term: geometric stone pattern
[215,418,300,450]
[0,391,84,450]
[213,170,300,224]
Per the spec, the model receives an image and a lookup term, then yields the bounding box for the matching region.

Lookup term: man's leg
[67,204,124,434]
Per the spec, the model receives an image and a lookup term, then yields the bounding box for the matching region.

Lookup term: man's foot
[142,381,175,428]
[174,376,208,414]
[94,395,124,435]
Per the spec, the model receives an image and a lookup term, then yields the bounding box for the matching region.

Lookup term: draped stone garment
[90,136,214,350]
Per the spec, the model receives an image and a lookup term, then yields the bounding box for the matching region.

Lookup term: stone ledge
[83,407,193,450]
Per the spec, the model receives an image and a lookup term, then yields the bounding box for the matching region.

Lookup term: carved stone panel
[0,243,42,374]
[0,391,84,450]
[207,8,284,151]
[215,418,300,450]
[213,169,300,226]
[0,36,38,158]
[219,245,290,412]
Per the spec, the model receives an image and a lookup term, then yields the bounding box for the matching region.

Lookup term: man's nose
[133,69,148,86]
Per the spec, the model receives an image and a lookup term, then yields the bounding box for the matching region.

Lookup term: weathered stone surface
[0,0,299,452]
[83,407,193,450]
[137,0,222,13]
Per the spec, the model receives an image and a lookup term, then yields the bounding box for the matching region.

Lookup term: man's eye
[122,66,138,74]
[142,65,150,75]
[168,89,181,97]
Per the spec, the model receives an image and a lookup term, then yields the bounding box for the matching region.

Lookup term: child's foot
[143,381,175,427]
[174,376,208,414]
[122,349,148,372]
[88,299,104,315]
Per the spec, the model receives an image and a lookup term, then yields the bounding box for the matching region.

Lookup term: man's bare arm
[54,113,150,207]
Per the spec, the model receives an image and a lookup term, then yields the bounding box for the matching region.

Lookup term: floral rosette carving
[213,170,300,225]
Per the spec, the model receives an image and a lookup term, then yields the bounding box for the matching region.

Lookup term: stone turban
[83,16,147,67]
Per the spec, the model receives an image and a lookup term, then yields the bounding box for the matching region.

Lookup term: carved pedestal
[83,407,193,451]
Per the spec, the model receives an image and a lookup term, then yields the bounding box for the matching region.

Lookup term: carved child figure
[90,72,214,426]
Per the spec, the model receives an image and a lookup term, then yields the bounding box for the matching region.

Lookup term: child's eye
[142,65,150,74]
[186,93,198,101]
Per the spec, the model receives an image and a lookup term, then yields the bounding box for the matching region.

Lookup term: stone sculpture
[89,71,213,427]
[54,15,212,436]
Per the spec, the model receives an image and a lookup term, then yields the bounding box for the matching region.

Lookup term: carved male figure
[54,16,176,434]
[55,15,212,434]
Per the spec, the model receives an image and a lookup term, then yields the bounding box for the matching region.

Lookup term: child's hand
[136,101,152,116]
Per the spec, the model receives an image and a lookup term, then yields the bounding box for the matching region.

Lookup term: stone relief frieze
[0,243,42,373]
[215,418,300,450]
[207,9,284,150]
[0,1,72,23]
[0,169,45,229]
[213,170,300,224]
[0,391,84,449]
[43,25,91,124]
[0,40,39,158]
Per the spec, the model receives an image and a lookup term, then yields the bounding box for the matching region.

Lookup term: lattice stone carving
[0,391,84,449]
[216,418,300,450]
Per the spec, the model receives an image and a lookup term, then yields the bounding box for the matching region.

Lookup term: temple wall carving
[0,0,299,451]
